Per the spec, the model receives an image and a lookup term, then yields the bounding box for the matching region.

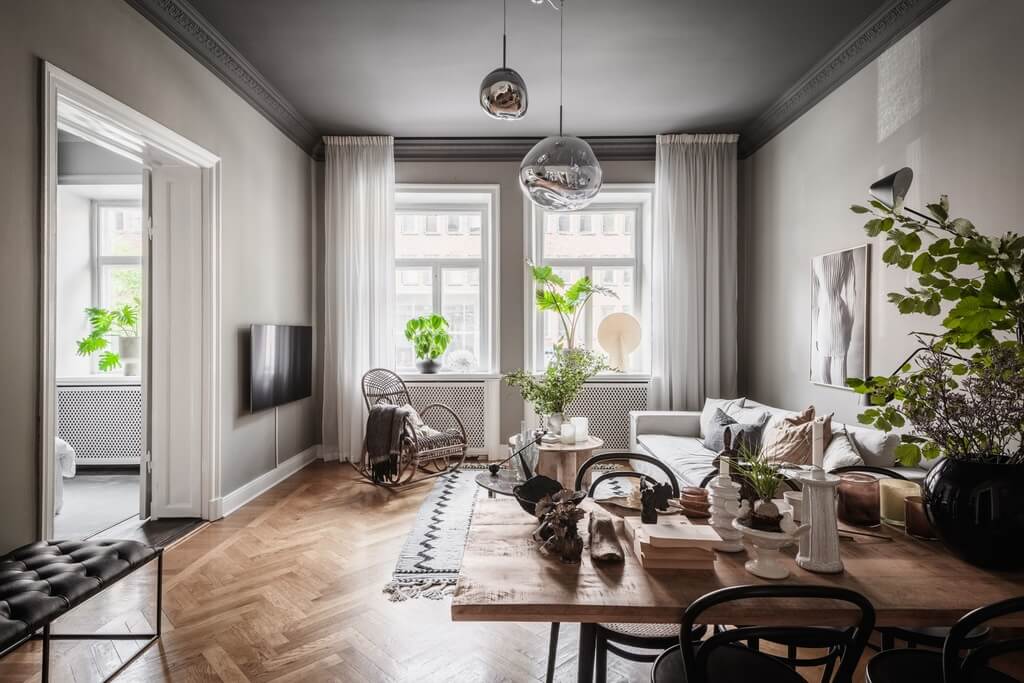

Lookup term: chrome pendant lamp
[479,0,528,120]
[519,0,602,211]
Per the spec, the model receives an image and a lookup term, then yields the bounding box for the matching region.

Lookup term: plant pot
[119,336,141,376]
[416,358,441,374]
[923,457,1024,570]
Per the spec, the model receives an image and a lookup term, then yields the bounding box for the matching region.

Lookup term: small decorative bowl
[513,475,584,517]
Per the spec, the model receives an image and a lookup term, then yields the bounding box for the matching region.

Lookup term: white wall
[55,187,92,379]
[739,0,1024,424]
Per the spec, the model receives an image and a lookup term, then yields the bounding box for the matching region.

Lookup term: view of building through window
[531,187,651,373]
[394,190,495,373]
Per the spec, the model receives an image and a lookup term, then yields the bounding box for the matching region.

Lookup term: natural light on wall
[393,186,499,374]
[527,185,653,374]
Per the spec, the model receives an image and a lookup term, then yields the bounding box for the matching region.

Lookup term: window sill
[57,376,142,386]
[400,372,502,382]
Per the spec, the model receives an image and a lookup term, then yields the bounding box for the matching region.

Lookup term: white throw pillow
[700,397,746,438]
[823,430,864,471]
[847,428,900,468]
[725,403,770,427]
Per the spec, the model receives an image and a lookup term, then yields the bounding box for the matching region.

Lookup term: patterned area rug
[383,466,483,601]
[383,463,630,602]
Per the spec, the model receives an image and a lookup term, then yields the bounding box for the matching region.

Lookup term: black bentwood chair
[651,584,876,683]
[542,452,695,683]
[866,596,1024,683]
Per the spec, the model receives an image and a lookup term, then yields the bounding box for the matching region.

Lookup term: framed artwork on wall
[810,244,868,389]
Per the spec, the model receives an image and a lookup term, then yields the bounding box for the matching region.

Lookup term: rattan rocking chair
[354,368,468,487]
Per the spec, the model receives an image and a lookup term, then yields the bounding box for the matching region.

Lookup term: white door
[149,163,204,518]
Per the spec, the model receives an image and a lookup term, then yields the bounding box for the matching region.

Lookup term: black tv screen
[250,324,312,412]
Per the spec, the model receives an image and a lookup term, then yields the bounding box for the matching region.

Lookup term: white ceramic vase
[119,336,141,376]
[733,518,808,580]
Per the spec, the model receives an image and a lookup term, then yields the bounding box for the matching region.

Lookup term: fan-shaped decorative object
[597,312,641,371]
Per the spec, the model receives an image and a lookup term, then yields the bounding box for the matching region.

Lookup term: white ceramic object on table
[733,514,808,580]
[707,459,744,553]
[560,423,576,444]
[570,417,589,442]
[795,469,845,574]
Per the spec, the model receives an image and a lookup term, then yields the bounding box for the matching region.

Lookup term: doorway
[40,63,222,541]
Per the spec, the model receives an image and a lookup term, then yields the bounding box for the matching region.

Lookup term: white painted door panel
[150,164,203,518]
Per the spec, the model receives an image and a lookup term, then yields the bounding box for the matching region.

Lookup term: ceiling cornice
[124,0,318,153]
[309,137,657,163]
[738,0,951,158]
[126,0,950,162]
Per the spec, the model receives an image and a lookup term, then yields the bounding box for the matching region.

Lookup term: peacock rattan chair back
[362,368,412,411]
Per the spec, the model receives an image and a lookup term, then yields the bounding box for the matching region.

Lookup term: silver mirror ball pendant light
[519,0,602,211]
[480,0,528,120]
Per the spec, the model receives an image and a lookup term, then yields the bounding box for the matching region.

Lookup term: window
[527,185,652,373]
[394,186,498,373]
[94,201,143,311]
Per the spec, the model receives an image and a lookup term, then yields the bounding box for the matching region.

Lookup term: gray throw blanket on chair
[366,404,414,483]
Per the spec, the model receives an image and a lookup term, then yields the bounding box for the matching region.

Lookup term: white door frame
[40,62,222,539]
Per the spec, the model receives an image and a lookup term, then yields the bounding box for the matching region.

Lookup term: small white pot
[119,336,141,376]
[733,518,808,580]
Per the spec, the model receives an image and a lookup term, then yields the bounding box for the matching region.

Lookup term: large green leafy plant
[503,262,614,417]
[404,314,451,361]
[76,300,140,372]
[846,194,1024,465]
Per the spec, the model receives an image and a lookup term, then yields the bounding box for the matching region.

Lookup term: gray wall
[739,0,1024,425]
[394,160,654,439]
[0,0,315,552]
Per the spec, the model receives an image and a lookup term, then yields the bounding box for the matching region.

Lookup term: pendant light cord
[559,0,564,135]
[502,0,507,68]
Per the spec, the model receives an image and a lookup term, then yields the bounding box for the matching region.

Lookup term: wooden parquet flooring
[0,461,922,682]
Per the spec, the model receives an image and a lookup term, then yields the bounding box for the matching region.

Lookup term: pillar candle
[719,456,729,477]
[811,418,825,470]
[879,479,921,527]
[560,423,575,445]
[571,417,589,443]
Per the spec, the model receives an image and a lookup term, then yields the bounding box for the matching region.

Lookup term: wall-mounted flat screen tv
[250,324,312,412]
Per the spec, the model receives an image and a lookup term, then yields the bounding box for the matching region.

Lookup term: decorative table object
[640,480,659,524]
[534,491,585,564]
[588,509,624,562]
[707,458,743,552]
[560,422,576,444]
[732,515,806,580]
[879,479,921,527]
[837,473,881,527]
[904,495,937,540]
[795,469,845,574]
[678,487,711,519]
[570,416,589,442]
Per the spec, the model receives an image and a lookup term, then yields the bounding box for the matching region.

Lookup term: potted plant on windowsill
[847,186,1024,569]
[503,263,614,434]
[76,300,141,375]
[405,314,451,374]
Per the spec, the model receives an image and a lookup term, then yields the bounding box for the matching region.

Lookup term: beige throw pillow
[762,406,833,465]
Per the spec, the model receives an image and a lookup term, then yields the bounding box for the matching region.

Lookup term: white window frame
[524,184,653,377]
[395,184,500,376]
[91,199,142,309]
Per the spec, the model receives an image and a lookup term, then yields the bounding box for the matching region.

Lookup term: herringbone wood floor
[2,461,969,682]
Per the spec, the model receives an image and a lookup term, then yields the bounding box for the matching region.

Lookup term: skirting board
[211,444,320,519]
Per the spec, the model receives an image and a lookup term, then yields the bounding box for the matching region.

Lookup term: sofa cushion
[763,409,833,465]
[699,398,746,439]
[702,409,769,453]
[634,435,718,489]
[824,429,864,471]
[845,427,900,468]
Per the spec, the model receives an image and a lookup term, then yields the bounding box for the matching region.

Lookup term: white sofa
[628,398,929,489]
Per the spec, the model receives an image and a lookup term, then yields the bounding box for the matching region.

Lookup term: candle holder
[837,473,881,528]
[708,468,743,553]
[880,479,921,527]
[795,469,844,574]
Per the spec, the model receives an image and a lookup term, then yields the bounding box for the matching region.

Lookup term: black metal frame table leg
[41,624,50,683]
[546,622,560,683]
[578,623,597,682]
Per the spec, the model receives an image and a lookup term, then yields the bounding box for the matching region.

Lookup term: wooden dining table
[451,497,1024,681]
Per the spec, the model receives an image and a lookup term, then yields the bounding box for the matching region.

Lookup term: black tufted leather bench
[0,539,162,681]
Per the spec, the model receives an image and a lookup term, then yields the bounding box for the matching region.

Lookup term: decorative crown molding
[124,0,318,153]
[312,136,657,162]
[738,0,951,158]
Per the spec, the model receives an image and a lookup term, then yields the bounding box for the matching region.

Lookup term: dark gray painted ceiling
[187,0,888,138]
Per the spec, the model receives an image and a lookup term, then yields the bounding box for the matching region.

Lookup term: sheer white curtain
[322,136,396,462]
[651,133,739,411]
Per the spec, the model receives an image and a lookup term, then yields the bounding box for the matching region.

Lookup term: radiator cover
[57,384,143,465]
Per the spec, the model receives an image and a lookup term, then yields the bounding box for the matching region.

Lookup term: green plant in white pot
[76,300,141,375]
[405,314,451,374]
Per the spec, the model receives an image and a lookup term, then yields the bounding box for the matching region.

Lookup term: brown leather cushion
[0,540,157,650]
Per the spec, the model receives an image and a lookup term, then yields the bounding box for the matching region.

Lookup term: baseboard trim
[215,444,320,519]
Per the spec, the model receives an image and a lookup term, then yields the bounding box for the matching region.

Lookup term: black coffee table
[474,470,523,498]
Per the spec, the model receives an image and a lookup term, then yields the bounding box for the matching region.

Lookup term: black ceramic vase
[923,457,1024,570]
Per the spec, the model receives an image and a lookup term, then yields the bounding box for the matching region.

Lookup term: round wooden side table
[508,435,604,491]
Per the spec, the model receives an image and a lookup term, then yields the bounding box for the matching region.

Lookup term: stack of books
[623,516,721,570]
